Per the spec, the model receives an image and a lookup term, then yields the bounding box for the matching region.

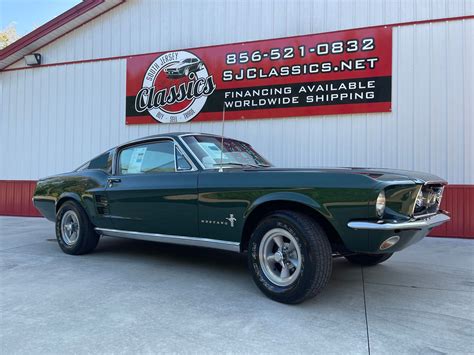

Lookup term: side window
[88,152,112,173]
[119,141,175,175]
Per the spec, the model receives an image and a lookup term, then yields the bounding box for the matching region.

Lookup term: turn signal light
[379,236,400,250]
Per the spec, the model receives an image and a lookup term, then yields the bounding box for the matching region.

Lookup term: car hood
[245,167,447,185]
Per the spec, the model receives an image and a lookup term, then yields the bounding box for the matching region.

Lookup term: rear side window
[88,152,112,173]
[119,140,175,175]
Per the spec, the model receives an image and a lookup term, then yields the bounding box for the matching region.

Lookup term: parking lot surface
[1,216,473,354]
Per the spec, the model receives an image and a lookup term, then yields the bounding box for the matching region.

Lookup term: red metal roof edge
[0,0,122,61]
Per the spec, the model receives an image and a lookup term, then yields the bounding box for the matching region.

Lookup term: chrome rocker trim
[347,213,450,231]
[95,228,240,252]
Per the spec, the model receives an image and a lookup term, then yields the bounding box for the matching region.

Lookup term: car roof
[77,132,251,171]
[118,132,225,148]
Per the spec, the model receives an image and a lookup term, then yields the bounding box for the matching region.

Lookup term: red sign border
[126,25,392,125]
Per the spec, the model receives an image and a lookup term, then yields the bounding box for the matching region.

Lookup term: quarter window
[87,151,112,173]
[175,147,192,171]
[119,141,176,175]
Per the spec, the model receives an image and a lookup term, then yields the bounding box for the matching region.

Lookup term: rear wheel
[248,210,332,304]
[344,253,393,266]
[56,201,100,255]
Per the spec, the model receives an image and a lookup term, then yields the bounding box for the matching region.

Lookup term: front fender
[242,191,346,239]
[244,191,327,219]
[241,190,371,253]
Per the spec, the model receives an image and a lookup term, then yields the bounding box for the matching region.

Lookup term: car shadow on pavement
[94,236,248,269]
[93,236,361,277]
[89,236,364,304]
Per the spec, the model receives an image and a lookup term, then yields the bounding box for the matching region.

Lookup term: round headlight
[376,191,386,218]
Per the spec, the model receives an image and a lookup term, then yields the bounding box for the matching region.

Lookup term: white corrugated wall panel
[0,60,127,180]
[464,18,474,183]
[446,20,465,183]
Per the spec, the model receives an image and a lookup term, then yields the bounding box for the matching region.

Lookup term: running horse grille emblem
[226,214,237,228]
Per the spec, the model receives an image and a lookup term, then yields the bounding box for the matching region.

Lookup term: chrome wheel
[259,228,302,287]
[61,210,80,246]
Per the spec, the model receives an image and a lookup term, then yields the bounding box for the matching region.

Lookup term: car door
[105,138,199,237]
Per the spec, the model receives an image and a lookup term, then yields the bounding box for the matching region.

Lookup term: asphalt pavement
[1,216,473,354]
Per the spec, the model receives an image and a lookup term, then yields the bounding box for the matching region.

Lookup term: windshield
[182,135,271,169]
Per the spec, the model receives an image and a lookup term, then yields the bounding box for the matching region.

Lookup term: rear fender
[56,192,82,211]
[56,191,101,225]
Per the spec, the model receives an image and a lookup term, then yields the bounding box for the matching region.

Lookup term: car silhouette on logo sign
[164,58,204,78]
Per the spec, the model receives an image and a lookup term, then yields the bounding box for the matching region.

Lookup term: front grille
[413,184,444,218]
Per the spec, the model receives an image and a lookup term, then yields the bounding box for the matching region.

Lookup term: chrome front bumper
[347,213,450,231]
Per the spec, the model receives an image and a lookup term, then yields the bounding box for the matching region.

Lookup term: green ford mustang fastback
[33,132,450,304]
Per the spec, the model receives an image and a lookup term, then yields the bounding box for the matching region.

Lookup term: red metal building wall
[429,185,474,239]
[0,180,472,238]
[0,181,41,217]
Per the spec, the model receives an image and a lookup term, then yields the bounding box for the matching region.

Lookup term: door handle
[107,178,121,187]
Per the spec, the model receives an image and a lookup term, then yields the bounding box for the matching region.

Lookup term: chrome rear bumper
[347,213,450,231]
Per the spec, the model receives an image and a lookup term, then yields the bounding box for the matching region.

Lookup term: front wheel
[248,211,332,304]
[56,201,100,255]
[344,253,393,266]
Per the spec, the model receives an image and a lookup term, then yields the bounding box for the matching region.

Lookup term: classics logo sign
[126,26,392,124]
[134,51,216,123]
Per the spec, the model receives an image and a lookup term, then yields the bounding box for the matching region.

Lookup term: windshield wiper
[213,162,261,168]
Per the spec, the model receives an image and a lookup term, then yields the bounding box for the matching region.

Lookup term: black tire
[56,200,100,255]
[248,210,332,304]
[344,253,393,266]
